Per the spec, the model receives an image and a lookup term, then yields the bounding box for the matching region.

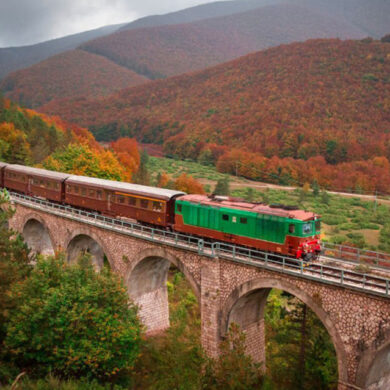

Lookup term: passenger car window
[222,214,229,221]
[153,201,163,211]
[177,204,182,212]
[140,199,149,209]
[128,197,136,206]
[289,224,295,233]
[240,217,247,224]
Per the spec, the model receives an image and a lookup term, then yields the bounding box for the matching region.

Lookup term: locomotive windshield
[302,223,312,235]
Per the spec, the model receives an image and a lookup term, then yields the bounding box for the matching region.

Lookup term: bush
[3,254,142,383]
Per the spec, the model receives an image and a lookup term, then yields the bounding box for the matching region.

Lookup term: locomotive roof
[5,164,70,181]
[177,195,318,221]
[66,175,185,200]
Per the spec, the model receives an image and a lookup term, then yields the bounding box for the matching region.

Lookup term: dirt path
[198,178,390,205]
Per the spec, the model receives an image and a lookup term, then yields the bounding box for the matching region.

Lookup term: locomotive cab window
[302,223,312,235]
[222,214,229,221]
[289,224,295,233]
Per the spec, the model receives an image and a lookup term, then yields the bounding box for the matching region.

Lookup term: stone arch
[66,228,113,271]
[357,327,390,390]
[126,247,200,333]
[221,277,348,383]
[22,214,55,256]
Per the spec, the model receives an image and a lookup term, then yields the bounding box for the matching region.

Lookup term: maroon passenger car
[65,175,184,227]
[0,162,8,188]
[4,165,69,202]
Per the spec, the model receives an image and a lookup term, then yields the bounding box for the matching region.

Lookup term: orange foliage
[174,173,205,194]
[41,39,390,193]
[110,138,140,181]
[157,172,170,188]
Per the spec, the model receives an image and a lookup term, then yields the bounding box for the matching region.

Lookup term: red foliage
[0,50,147,108]
[110,138,140,179]
[41,39,390,192]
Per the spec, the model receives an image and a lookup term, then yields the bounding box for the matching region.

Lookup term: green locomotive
[174,194,321,260]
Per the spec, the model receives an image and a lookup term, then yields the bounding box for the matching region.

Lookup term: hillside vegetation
[0,50,147,108]
[42,39,390,192]
[80,4,362,80]
[0,24,123,80]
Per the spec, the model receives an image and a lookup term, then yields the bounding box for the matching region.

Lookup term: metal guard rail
[8,191,390,299]
[322,242,390,269]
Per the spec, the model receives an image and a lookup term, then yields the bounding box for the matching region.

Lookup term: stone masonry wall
[9,202,390,389]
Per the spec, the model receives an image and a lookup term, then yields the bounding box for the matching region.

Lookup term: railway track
[9,191,390,298]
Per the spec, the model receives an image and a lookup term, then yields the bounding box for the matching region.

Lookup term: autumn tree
[110,137,140,181]
[175,173,205,194]
[43,144,128,181]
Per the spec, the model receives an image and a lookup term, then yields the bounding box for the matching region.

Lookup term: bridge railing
[9,191,390,298]
[322,242,390,269]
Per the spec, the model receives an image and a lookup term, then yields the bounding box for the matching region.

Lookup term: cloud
[0,0,214,48]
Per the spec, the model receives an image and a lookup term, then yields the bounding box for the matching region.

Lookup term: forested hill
[0,23,124,80]
[79,4,362,80]
[41,39,390,163]
[0,50,148,108]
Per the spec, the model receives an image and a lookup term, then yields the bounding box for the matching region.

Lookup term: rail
[8,191,390,299]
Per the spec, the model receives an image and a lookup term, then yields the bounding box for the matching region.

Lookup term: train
[0,162,321,261]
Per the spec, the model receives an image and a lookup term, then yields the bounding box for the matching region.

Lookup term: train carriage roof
[66,175,185,200]
[0,161,8,169]
[177,194,318,221]
[5,164,70,181]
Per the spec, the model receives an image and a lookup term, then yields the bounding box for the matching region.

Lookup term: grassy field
[147,156,390,252]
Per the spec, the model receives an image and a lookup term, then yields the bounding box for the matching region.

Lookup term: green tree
[321,190,330,205]
[312,180,320,196]
[133,149,150,185]
[4,254,142,383]
[202,323,263,389]
[213,177,230,196]
[265,290,337,390]
[0,189,32,342]
[244,187,255,202]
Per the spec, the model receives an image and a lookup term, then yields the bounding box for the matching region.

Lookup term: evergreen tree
[312,180,320,196]
[133,149,150,185]
[213,177,230,196]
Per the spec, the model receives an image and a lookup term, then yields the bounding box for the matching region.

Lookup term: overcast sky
[0,0,223,48]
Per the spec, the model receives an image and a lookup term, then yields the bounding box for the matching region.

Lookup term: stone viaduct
[7,198,390,390]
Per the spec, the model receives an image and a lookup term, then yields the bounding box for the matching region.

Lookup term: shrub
[3,254,142,383]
